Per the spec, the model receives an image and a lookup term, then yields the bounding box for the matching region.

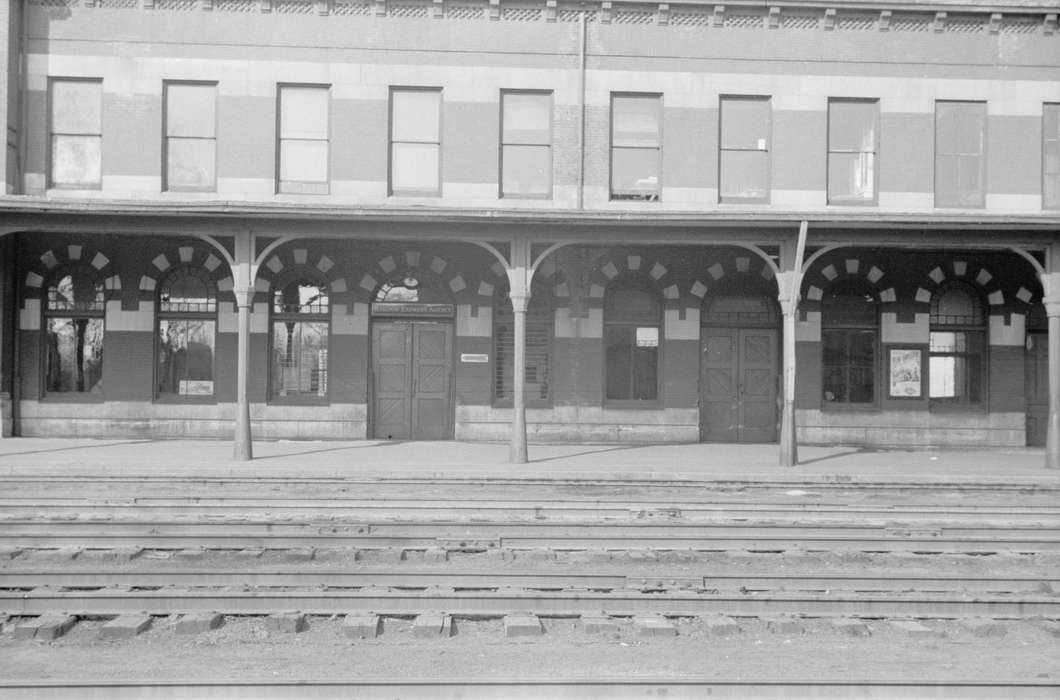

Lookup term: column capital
[1042,272,1060,315]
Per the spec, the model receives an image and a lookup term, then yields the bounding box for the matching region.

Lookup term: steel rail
[2,474,1057,492]
[5,530,1059,551]
[2,587,1057,617]
[4,499,1059,521]
[1,678,1057,700]
[2,569,1057,593]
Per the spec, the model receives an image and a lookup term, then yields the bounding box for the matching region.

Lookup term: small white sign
[635,327,659,348]
[461,353,489,363]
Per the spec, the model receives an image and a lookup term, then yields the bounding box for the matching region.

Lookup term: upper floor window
[821,278,878,405]
[501,90,552,198]
[164,82,217,192]
[604,277,661,403]
[49,78,102,189]
[610,94,661,201]
[271,276,329,401]
[929,282,985,405]
[278,85,330,195]
[157,268,217,398]
[493,281,553,406]
[1044,104,1060,210]
[935,101,985,208]
[719,96,770,203]
[43,266,105,396]
[828,99,878,205]
[389,88,441,196]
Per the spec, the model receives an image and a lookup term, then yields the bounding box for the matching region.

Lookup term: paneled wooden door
[1026,331,1048,447]
[701,327,778,443]
[371,321,453,440]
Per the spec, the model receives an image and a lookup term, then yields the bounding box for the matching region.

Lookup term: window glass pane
[828,152,875,201]
[502,144,550,196]
[605,325,633,400]
[274,280,329,314]
[612,96,659,147]
[937,102,984,154]
[720,150,768,199]
[392,90,440,142]
[52,80,101,133]
[157,319,216,396]
[280,87,328,139]
[44,317,104,394]
[1046,175,1060,209]
[633,343,658,400]
[166,84,216,138]
[611,148,659,193]
[1046,105,1060,142]
[160,270,216,313]
[48,272,105,312]
[829,101,876,151]
[503,93,550,144]
[606,286,660,322]
[391,142,439,191]
[51,136,101,186]
[280,140,328,183]
[932,286,981,324]
[271,321,328,398]
[721,98,769,149]
[822,329,875,404]
[166,138,216,189]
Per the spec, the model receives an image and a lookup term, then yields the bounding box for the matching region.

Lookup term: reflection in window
[44,268,105,395]
[493,282,552,405]
[157,268,216,397]
[605,278,661,401]
[50,79,102,188]
[389,88,441,195]
[610,94,661,200]
[271,278,329,399]
[720,96,770,203]
[501,91,552,197]
[822,279,877,404]
[929,282,984,404]
[828,99,878,204]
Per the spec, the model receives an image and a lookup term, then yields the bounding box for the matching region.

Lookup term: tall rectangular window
[719,96,770,203]
[1045,104,1060,209]
[828,99,878,204]
[164,82,217,192]
[935,101,985,208]
[49,78,102,188]
[278,85,330,195]
[610,93,661,201]
[500,90,552,198]
[389,87,441,195]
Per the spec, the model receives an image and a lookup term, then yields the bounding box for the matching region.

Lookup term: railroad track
[1,679,1057,699]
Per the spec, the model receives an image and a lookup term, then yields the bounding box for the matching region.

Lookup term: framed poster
[888,348,923,398]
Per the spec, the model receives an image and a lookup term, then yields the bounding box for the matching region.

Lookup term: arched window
[604,276,662,402]
[821,278,878,404]
[493,280,553,406]
[270,276,329,400]
[43,266,105,395]
[929,282,985,405]
[374,271,449,304]
[156,267,217,398]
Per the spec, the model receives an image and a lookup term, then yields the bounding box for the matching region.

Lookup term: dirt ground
[2,614,1058,683]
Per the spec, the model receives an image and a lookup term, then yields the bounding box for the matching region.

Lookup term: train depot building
[0,0,1057,465]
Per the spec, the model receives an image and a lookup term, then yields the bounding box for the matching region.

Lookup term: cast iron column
[507,239,533,464]
[233,233,254,461]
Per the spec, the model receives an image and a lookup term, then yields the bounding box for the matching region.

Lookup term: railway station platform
[0,438,1056,486]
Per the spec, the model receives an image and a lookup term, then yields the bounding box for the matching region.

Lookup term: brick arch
[24,244,119,300]
[691,254,778,305]
[357,250,477,306]
[256,247,347,300]
[804,257,894,306]
[587,252,680,306]
[915,260,1007,309]
[137,244,229,300]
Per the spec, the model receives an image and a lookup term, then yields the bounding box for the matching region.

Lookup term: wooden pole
[778,221,808,468]
[507,239,532,464]
[233,232,254,462]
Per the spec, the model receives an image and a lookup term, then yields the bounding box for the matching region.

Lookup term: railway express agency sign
[370,302,455,317]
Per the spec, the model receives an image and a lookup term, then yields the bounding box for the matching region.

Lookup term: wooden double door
[371,321,453,440]
[700,327,779,443]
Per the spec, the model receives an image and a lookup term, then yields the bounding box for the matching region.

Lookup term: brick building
[0,0,1057,465]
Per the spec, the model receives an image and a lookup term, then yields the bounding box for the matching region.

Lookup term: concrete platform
[0,438,1056,486]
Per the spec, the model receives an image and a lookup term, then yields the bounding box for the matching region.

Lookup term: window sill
[820,403,880,412]
[492,401,553,410]
[154,396,217,405]
[604,400,662,410]
[269,397,330,406]
[928,402,988,413]
[40,394,105,403]
[500,193,552,201]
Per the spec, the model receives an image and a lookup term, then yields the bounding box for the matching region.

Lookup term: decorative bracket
[658,3,669,26]
[988,13,1001,34]
[375,0,386,17]
[600,1,612,24]
[1046,13,1057,36]
[768,6,781,28]
[933,11,947,33]
[546,0,557,22]
[489,0,500,21]
[314,0,330,15]
[712,4,725,28]
[879,10,891,32]
[823,8,835,30]
[433,0,444,19]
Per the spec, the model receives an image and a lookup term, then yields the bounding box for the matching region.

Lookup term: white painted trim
[664,308,699,340]
[989,313,1025,347]
[104,300,152,332]
[881,312,929,344]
